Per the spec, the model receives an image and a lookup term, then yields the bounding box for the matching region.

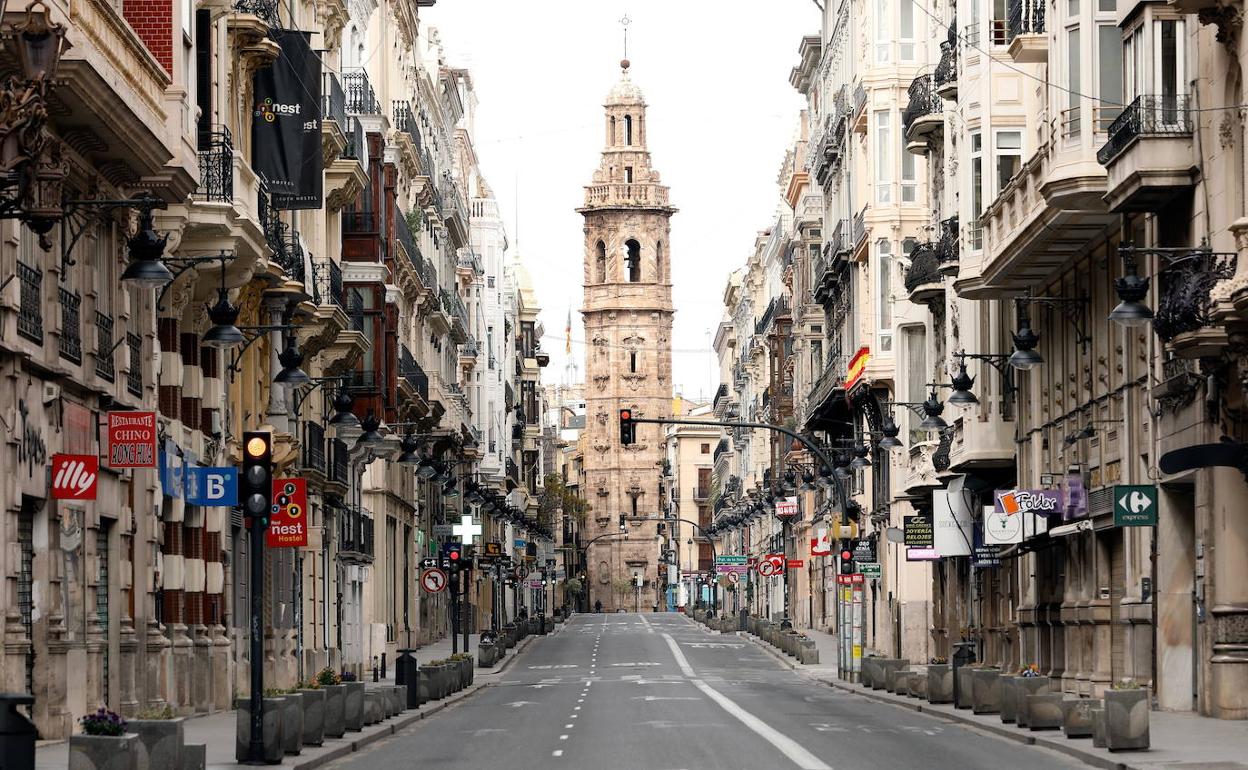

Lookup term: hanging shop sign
[972,524,1003,567]
[984,489,1058,544]
[267,478,309,547]
[810,527,832,556]
[51,453,98,500]
[184,467,239,506]
[1113,484,1158,527]
[1062,472,1088,520]
[852,538,875,563]
[905,547,940,561]
[106,411,157,468]
[252,30,323,210]
[844,346,871,390]
[158,441,185,499]
[903,514,934,548]
[774,496,800,519]
[933,489,973,557]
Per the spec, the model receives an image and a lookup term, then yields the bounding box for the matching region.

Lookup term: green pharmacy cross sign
[1113,485,1158,527]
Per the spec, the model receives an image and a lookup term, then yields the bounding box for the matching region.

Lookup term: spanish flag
[565,308,572,354]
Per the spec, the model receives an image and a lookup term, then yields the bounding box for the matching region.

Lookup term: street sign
[421,558,440,569]
[726,571,740,585]
[714,555,747,565]
[432,524,454,537]
[757,554,784,577]
[715,564,750,574]
[516,565,530,580]
[527,579,544,589]
[786,559,805,569]
[420,568,448,593]
[903,515,934,547]
[858,562,881,579]
[1114,484,1158,526]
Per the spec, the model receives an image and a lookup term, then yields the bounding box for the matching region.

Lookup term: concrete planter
[362,691,382,725]
[478,642,498,667]
[861,658,878,689]
[235,697,284,763]
[395,685,408,712]
[1062,697,1100,739]
[908,670,928,699]
[998,676,1020,723]
[927,664,953,704]
[462,656,475,686]
[1015,676,1051,728]
[1104,688,1150,751]
[877,659,905,692]
[971,668,1002,714]
[892,670,912,696]
[322,684,346,738]
[381,686,398,717]
[182,742,205,770]
[420,666,441,700]
[277,695,302,755]
[1027,693,1065,730]
[1091,708,1107,748]
[343,681,365,732]
[798,641,819,665]
[129,717,185,770]
[296,689,325,747]
[502,625,518,648]
[69,732,141,770]
[954,666,976,709]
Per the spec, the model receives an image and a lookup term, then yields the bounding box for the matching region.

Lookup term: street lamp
[273,336,311,385]
[120,207,174,288]
[202,289,246,349]
[1009,299,1043,370]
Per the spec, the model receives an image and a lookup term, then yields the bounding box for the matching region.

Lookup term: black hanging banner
[252,30,323,210]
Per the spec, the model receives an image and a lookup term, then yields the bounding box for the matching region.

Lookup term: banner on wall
[252,30,323,210]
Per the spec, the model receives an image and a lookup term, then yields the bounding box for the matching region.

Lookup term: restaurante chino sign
[107,411,157,468]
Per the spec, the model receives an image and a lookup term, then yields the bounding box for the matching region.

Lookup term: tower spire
[620,14,631,70]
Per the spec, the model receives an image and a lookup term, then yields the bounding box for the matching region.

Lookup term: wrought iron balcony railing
[348,288,365,332]
[233,0,278,26]
[934,40,957,89]
[1151,246,1237,342]
[303,421,326,473]
[329,438,350,485]
[58,288,81,364]
[342,69,380,115]
[1006,0,1044,43]
[342,116,366,161]
[400,346,429,402]
[1096,95,1194,166]
[754,295,791,336]
[95,312,115,381]
[441,287,469,328]
[852,83,867,120]
[903,242,942,295]
[126,333,142,396]
[936,216,960,264]
[339,505,375,560]
[313,258,345,308]
[902,75,942,134]
[393,206,430,280]
[16,261,41,343]
[323,72,346,130]
[852,206,867,247]
[194,126,233,203]
[391,100,422,149]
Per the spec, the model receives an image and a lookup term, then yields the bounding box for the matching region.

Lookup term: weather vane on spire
[620,14,631,71]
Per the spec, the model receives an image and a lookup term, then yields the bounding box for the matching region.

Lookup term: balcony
[1153,246,1237,354]
[338,505,375,563]
[903,75,943,151]
[1006,0,1046,63]
[94,312,115,382]
[459,339,480,368]
[302,421,327,475]
[233,0,279,25]
[58,288,82,365]
[712,383,728,412]
[126,333,142,397]
[193,127,234,203]
[581,183,672,209]
[398,345,430,415]
[392,207,435,295]
[259,190,311,295]
[342,209,386,265]
[934,24,958,100]
[506,458,521,490]
[441,288,470,343]
[851,82,868,133]
[693,487,710,502]
[343,69,381,115]
[754,296,791,336]
[904,242,943,304]
[328,438,350,488]
[713,438,730,463]
[936,216,960,275]
[852,206,868,251]
[391,100,423,176]
[16,261,41,344]
[1097,95,1197,212]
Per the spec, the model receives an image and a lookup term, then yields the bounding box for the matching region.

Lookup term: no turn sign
[757,554,784,577]
[421,568,448,593]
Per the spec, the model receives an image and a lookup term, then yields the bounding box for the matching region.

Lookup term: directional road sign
[420,568,448,593]
[858,562,882,580]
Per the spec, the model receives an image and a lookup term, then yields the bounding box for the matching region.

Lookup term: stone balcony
[580,182,673,210]
[1006,0,1046,63]
[1096,95,1198,213]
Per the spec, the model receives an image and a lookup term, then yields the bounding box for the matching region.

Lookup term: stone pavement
[745,624,1248,770]
[34,623,556,770]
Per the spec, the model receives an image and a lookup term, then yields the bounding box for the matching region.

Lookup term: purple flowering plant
[80,707,127,737]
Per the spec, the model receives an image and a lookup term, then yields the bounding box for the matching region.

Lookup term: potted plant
[235,693,285,762]
[1015,665,1050,728]
[315,667,346,739]
[296,680,326,747]
[1104,679,1149,751]
[128,704,185,770]
[340,670,365,732]
[70,708,138,770]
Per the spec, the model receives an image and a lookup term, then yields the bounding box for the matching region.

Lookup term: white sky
[424,1,816,400]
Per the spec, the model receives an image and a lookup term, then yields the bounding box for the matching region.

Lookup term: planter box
[129,716,185,770]
[971,668,1002,714]
[362,691,381,725]
[909,670,928,699]
[276,695,302,755]
[798,641,819,665]
[235,697,284,763]
[877,659,905,692]
[502,625,517,649]
[323,684,346,738]
[1027,693,1065,730]
[70,732,140,770]
[1062,697,1100,739]
[892,670,912,697]
[419,666,440,700]
[479,642,498,667]
[1016,676,1051,728]
[1091,708,1107,748]
[954,666,976,709]
[999,676,1020,723]
[343,681,365,731]
[1104,688,1150,751]
[297,689,325,747]
[395,685,408,712]
[927,664,953,704]
[861,658,878,689]
[181,742,205,770]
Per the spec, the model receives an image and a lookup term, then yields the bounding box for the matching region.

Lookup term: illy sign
[51,454,98,500]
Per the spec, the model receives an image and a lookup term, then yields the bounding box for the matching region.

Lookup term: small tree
[538,473,591,528]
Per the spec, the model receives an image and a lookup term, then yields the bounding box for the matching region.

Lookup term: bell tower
[579,56,676,612]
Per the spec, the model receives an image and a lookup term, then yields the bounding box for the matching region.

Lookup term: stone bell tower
[578,58,676,612]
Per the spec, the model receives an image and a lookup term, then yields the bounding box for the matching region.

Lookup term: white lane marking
[559,734,569,740]
[577,698,584,703]
[574,706,581,710]
[565,724,574,728]
[661,632,831,770]
[691,679,831,770]
[662,634,696,677]
[571,714,578,718]
[552,750,563,757]
[639,614,655,634]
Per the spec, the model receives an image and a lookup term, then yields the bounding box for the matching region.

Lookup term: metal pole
[451,570,459,655]
[246,517,265,763]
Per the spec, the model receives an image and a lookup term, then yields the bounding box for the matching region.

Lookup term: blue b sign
[185,467,239,505]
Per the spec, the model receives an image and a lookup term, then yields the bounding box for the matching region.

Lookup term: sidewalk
[35,622,559,770]
[741,624,1248,770]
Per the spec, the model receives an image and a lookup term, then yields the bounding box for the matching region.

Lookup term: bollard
[381,652,387,680]
[0,693,36,770]
[372,656,379,683]
[395,649,419,709]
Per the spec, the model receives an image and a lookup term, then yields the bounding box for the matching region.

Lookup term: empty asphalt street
[329,613,1087,770]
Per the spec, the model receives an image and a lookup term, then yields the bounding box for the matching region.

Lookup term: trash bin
[952,641,977,707]
[0,693,36,770]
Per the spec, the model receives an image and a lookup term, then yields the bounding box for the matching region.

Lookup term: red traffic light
[841,550,853,561]
[449,550,460,560]
[620,409,631,420]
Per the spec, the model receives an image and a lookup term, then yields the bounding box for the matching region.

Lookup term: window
[626,239,641,282]
[876,240,893,353]
[992,0,1008,44]
[970,133,984,251]
[610,115,616,144]
[901,134,917,203]
[874,0,890,62]
[899,0,916,61]
[1157,19,1185,121]
[629,351,637,373]
[1067,27,1082,137]
[874,110,891,204]
[1097,25,1124,131]
[656,241,663,282]
[625,166,633,183]
[701,443,711,454]
[624,115,633,145]
[904,326,928,443]
[995,131,1022,191]
[596,241,607,282]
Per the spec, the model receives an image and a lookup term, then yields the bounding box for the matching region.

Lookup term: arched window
[655,241,663,282]
[624,115,633,145]
[625,239,641,282]
[595,241,607,282]
[629,351,637,373]
[609,116,616,145]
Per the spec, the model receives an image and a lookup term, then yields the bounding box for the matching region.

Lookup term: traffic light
[839,544,854,575]
[619,514,626,531]
[619,409,635,445]
[240,431,273,528]
[443,541,464,572]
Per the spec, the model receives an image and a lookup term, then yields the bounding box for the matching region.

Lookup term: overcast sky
[424,1,816,400]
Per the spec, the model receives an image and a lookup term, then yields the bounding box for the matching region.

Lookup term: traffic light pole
[461,573,469,653]
[247,515,265,763]
[450,570,459,655]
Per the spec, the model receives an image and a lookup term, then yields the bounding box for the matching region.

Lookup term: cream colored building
[662,400,721,610]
